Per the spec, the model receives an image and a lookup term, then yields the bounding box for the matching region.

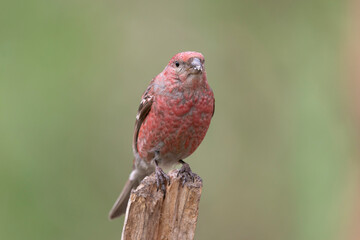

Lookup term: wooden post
[121,169,203,240]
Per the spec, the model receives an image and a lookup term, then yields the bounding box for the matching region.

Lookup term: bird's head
[167,51,206,86]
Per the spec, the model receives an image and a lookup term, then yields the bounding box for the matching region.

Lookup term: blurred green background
[1,0,358,239]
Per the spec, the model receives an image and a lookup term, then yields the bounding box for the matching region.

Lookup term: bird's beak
[190,58,203,73]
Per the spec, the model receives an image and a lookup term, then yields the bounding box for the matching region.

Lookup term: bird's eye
[175,61,180,67]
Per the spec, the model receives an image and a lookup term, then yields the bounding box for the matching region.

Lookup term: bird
[109,51,215,220]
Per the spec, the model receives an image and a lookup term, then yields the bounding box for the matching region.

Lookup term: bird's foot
[177,160,196,187]
[155,165,170,193]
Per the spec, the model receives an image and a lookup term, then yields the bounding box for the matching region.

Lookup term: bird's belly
[160,114,210,162]
[137,96,213,164]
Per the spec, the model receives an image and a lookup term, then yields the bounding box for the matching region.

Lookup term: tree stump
[121,169,203,240]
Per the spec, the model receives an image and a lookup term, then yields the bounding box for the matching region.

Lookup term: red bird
[109,51,215,219]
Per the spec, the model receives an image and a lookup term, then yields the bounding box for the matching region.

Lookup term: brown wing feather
[133,85,153,154]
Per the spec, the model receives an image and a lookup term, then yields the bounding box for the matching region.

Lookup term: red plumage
[109,51,214,219]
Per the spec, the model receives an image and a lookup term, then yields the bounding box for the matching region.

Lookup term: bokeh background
[1,0,359,239]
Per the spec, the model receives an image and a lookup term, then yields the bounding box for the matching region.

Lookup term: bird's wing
[133,84,154,155]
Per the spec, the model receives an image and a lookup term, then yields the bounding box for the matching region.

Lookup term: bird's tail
[109,172,142,220]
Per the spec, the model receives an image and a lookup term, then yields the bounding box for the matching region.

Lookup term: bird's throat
[184,73,203,89]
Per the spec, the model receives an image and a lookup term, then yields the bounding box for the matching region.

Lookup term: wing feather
[133,85,153,154]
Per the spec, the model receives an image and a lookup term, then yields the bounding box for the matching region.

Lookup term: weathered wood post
[121,169,203,240]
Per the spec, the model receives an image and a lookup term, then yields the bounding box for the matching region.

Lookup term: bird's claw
[177,162,196,187]
[155,166,170,194]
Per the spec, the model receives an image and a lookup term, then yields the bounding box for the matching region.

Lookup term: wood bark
[121,169,203,240]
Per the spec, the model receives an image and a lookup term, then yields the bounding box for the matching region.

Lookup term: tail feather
[109,179,138,220]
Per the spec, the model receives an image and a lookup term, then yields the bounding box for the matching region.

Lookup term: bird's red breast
[134,51,214,165]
